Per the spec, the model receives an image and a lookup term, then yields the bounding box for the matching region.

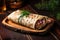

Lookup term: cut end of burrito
[35,17,54,29]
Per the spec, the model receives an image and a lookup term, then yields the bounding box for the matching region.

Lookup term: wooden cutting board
[2,16,54,34]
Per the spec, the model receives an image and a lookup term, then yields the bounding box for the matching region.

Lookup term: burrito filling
[35,18,46,29]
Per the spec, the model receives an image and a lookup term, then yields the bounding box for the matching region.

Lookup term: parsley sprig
[20,10,30,17]
[18,10,30,23]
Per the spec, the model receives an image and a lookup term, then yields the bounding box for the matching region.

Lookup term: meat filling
[35,18,46,29]
[35,18,53,29]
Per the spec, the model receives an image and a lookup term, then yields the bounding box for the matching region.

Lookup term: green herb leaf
[21,10,30,17]
[18,10,30,23]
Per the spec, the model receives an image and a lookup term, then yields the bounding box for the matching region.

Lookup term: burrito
[8,10,54,30]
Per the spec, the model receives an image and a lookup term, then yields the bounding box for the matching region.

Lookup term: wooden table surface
[0,5,60,40]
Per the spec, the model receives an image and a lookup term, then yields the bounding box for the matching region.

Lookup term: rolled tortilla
[8,10,53,29]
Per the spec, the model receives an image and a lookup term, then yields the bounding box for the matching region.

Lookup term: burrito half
[8,10,53,30]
